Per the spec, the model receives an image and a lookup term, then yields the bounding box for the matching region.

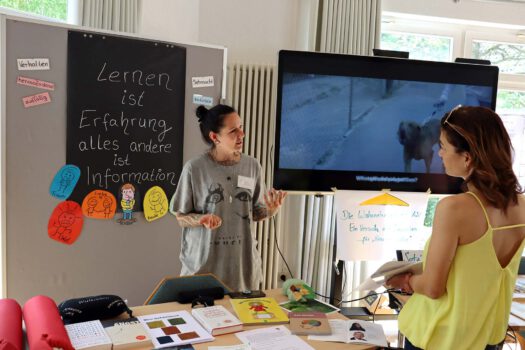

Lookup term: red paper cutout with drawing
[48,201,83,245]
[81,190,117,219]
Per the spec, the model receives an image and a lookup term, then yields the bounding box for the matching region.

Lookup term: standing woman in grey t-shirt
[169,104,287,291]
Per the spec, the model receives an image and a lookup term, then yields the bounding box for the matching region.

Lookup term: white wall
[383,0,525,28]
[140,0,304,64]
[140,0,199,43]
[198,0,301,64]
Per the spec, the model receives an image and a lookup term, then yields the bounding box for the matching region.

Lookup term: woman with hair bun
[170,104,286,291]
[387,106,525,350]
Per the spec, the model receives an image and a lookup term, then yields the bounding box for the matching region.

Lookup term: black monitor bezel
[273,50,499,194]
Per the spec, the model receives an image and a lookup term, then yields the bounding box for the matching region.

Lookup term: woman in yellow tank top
[387,106,525,350]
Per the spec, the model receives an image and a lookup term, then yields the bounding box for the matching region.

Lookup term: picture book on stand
[230,297,289,325]
[137,311,214,348]
[191,305,243,335]
[101,317,153,350]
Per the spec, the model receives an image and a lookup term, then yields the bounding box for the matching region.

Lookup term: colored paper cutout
[82,190,117,219]
[22,92,51,108]
[48,201,83,245]
[359,192,409,206]
[117,183,137,225]
[50,165,81,200]
[17,76,55,90]
[192,94,213,106]
[144,186,168,222]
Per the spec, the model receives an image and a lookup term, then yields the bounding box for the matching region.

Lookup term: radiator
[225,63,279,289]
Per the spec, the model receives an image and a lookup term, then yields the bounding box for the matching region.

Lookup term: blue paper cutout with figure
[50,165,81,199]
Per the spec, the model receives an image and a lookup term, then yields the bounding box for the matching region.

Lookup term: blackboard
[4,17,224,306]
[66,31,186,209]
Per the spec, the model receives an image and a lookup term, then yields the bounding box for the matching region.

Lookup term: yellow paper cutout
[143,186,168,222]
[359,192,409,206]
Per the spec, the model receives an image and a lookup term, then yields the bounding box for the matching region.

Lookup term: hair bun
[196,105,209,122]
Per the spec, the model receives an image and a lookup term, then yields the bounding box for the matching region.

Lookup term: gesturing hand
[199,214,222,229]
[264,188,287,214]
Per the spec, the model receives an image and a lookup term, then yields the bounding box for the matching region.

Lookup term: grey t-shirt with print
[170,153,265,291]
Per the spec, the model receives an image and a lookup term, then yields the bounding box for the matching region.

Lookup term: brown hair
[441,106,522,211]
[121,183,135,192]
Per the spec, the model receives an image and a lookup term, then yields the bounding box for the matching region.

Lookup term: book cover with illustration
[101,317,152,350]
[191,305,243,336]
[138,311,214,349]
[288,312,331,335]
[230,297,289,325]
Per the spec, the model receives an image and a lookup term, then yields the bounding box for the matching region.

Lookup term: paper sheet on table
[208,345,251,350]
[236,326,313,350]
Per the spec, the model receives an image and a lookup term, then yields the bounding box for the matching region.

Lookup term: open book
[357,260,423,291]
[308,319,388,348]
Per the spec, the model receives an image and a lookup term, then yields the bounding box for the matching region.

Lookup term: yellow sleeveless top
[398,192,525,350]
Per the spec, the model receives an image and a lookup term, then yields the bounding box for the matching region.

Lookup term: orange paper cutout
[81,190,117,219]
[359,192,409,206]
[48,201,83,245]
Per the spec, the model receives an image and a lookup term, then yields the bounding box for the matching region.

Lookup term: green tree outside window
[0,0,67,21]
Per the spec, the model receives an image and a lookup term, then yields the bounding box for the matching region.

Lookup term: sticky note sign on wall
[143,186,168,222]
[50,165,81,200]
[81,190,117,219]
[48,201,83,245]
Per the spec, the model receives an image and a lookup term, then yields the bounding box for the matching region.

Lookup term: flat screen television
[273,50,499,194]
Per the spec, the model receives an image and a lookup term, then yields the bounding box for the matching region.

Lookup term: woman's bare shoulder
[435,193,483,222]
[437,193,478,210]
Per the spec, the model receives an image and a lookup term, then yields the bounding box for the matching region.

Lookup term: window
[497,90,525,187]
[498,90,525,111]
[471,40,525,75]
[0,0,68,21]
[380,31,453,62]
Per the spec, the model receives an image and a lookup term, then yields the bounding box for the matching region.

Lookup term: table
[131,289,378,350]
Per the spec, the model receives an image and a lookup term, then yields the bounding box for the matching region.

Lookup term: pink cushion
[0,299,22,350]
[23,295,73,350]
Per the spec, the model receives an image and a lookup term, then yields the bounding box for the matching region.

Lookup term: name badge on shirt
[238,175,255,192]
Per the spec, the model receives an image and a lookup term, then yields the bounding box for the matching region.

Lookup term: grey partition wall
[3,17,225,305]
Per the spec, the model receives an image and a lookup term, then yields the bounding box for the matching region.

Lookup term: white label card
[192,76,214,88]
[238,176,255,192]
[17,58,50,70]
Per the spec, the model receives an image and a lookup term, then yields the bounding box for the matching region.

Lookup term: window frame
[381,14,525,94]
[464,30,525,91]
